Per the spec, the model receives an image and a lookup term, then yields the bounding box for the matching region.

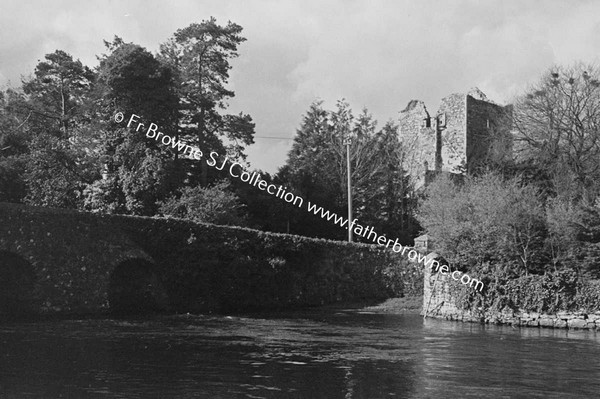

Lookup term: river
[0,308,599,398]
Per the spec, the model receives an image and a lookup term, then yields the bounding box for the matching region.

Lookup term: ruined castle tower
[398,88,513,188]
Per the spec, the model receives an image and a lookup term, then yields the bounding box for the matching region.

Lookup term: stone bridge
[0,202,162,315]
[0,202,409,316]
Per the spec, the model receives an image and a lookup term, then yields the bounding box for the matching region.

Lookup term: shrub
[158,180,248,226]
[417,172,547,275]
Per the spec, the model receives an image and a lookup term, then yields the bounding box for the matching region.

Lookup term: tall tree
[282,101,342,238]
[22,50,94,138]
[286,101,340,202]
[280,100,415,241]
[83,39,179,215]
[159,18,255,184]
[359,121,418,240]
[325,104,379,188]
[513,64,600,202]
[0,89,31,203]
[97,37,178,127]
[15,51,96,208]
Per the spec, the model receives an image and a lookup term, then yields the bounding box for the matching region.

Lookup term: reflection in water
[418,318,600,398]
[0,311,599,398]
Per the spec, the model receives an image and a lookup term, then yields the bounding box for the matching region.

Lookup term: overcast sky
[2,0,600,173]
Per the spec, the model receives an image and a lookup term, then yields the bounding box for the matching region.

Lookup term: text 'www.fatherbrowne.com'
[114,111,484,292]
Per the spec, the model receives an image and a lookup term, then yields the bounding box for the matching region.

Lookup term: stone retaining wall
[422,265,600,330]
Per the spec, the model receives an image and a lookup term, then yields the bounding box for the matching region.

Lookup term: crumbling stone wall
[439,93,468,174]
[398,100,436,188]
[466,93,513,173]
[399,88,513,186]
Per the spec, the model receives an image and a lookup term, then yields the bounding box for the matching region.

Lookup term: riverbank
[301,296,423,315]
[361,296,423,314]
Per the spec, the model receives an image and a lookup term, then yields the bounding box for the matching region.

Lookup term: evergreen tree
[83,39,179,215]
[17,51,95,208]
[159,18,255,186]
[280,100,415,240]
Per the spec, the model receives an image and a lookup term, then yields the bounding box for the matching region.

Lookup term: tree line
[0,17,417,242]
[5,13,599,276]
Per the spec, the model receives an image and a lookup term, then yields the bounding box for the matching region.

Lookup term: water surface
[0,309,598,398]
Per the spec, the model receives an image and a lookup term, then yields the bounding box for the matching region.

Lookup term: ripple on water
[0,312,599,398]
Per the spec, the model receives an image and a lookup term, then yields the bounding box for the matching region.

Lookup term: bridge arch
[108,258,168,315]
[0,250,37,317]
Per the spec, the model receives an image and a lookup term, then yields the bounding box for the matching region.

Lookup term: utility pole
[344,133,353,242]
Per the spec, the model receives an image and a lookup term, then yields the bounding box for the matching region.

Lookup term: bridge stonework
[0,202,413,315]
[0,202,153,313]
